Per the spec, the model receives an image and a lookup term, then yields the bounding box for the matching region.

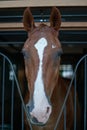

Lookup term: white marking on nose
[30,38,52,123]
[34,38,48,107]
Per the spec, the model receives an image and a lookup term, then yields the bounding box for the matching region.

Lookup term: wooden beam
[0,22,87,31]
[0,0,87,8]
[0,23,24,31]
[61,22,87,30]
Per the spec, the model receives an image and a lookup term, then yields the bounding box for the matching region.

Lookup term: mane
[30,23,52,35]
[39,23,47,27]
[37,23,50,31]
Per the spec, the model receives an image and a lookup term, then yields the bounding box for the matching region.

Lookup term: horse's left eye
[53,49,63,60]
[22,49,29,59]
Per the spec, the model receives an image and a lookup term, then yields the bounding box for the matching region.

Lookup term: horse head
[22,7,62,126]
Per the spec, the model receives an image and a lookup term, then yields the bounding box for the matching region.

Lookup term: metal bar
[0,30,87,35]
[61,41,87,45]
[74,74,77,130]
[0,32,26,35]
[11,78,14,130]
[54,55,87,130]
[1,57,5,130]
[84,56,87,130]
[0,52,32,130]
[0,16,22,19]
[0,42,24,46]
[64,105,66,130]
[0,41,87,46]
[0,14,87,19]
[21,104,24,130]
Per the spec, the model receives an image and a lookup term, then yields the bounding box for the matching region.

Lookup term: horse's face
[22,7,62,125]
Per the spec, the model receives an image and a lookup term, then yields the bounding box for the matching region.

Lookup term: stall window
[60,64,74,79]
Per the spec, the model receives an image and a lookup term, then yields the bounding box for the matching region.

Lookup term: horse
[22,7,80,130]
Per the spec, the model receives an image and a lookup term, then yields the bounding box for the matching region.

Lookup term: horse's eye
[22,49,29,59]
[53,49,63,60]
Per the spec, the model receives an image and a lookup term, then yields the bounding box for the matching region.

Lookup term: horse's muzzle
[26,103,52,126]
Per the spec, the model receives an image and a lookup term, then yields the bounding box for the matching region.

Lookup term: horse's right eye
[22,49,29,59]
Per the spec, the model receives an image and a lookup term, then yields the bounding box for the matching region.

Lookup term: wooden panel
[0,22,87,31]
[0,0,87,8]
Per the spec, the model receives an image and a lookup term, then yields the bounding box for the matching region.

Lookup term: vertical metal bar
[74,74,77,130]
[2,57,5,130]
[64,105,66,130]
[22,104,24,130]
[11,77,14,130]
[84,57,87,130]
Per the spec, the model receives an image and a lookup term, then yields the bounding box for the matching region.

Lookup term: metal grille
[54,54,87,130]
[0,52,25,130]
[0,52,87,130]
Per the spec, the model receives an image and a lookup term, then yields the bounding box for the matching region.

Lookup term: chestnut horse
[22,7,80,130]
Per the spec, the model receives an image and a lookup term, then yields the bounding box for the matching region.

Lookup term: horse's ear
[50,7,61,31]
[23,7,35,31]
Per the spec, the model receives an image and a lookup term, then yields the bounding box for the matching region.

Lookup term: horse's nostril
[31,116,38,123]
[26,105,31,114]
[46,107,50,113]
[26,106,29,111]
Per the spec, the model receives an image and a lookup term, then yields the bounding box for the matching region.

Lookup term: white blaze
[34,37,48,109]
[29,37,52,124]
